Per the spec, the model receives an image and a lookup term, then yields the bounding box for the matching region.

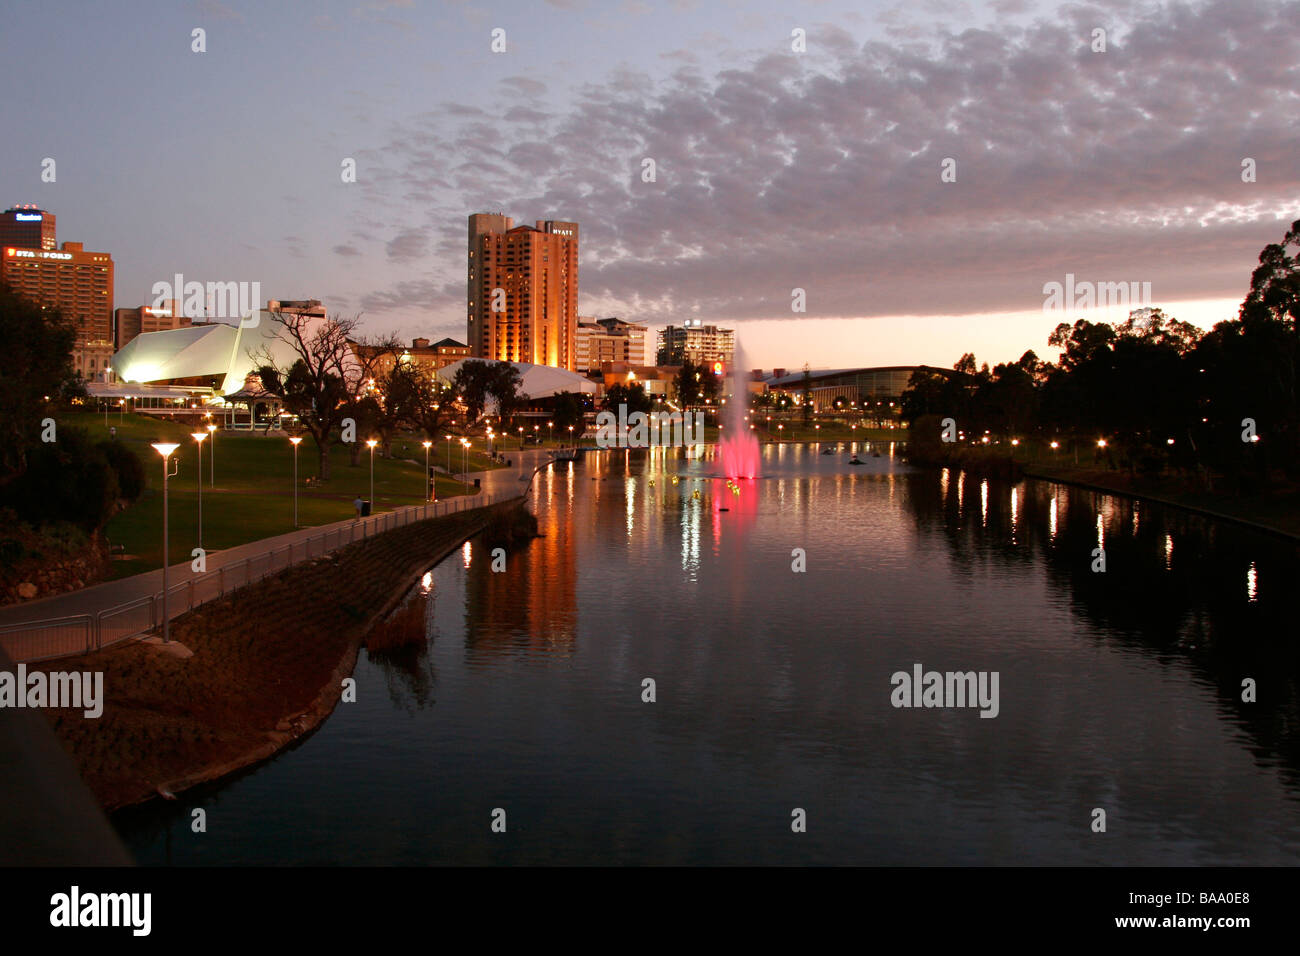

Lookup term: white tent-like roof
[113,323,237,385]
[111,311,363,396]
[435,358,598,411]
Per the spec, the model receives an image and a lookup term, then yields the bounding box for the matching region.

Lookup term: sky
[1,0,1297,372]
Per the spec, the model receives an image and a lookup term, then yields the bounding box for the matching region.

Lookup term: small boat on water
[848,455,864,465]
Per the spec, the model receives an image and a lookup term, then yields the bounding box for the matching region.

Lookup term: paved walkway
[0,444,583,638]
[0,495,514,635]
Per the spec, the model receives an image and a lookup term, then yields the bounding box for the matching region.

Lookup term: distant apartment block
[655,320,735,367]
[2,209,115,382]
[575,316,648,372]
[115,299,187,349]
[353,336,472,379]
[467,212,579,370]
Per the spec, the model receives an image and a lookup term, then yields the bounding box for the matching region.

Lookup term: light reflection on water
[117,442,1300,865]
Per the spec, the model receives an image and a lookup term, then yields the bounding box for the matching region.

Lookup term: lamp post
[518,426,524,449]
[190,431,207,549]
[445,434,453,473]
[547,420,553,445]
[421,440,432,501]
[568,424,574,447]
[290,436,302,527]
[118,399,125,424]
[461,438,470,479]
[206,423,216,486]
[151,443,180,643]
[366,439,378,511]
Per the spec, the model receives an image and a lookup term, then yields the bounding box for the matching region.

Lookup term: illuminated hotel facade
[1,206,115,381]
[467,213,579,371]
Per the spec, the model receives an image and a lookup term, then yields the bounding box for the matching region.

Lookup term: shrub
[98,439,145,501]
[1,427,119,531]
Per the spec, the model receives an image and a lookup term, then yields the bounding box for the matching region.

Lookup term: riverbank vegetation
[901,220,1300,514]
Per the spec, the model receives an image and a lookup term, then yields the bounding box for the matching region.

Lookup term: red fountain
[717,344,760,480]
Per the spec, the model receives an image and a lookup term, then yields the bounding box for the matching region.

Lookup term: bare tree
[253,310,360,482]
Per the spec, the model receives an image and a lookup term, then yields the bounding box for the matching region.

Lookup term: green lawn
[61,412,505,578]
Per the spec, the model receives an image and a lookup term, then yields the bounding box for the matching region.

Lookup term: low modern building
[763,366,942,415]
[435,357,598,415]
[106,308,362,425]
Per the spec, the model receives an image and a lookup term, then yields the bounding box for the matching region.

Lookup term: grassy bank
[61,412,505,577]
[37,500,520,810]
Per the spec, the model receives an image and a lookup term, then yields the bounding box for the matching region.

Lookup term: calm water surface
[117,443,1300,864]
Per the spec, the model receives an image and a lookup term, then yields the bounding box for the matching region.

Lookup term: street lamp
[518,426,524,449]
[190,431,207,549]
[445,434,453,473]
[547,420,553,444]
[366,439,378,511]
[289,436,302,527]
[461,438,470,479]
[206,423,217,486]
[568,424,574,447]
[151,443,180,644]
[421,440,432,501]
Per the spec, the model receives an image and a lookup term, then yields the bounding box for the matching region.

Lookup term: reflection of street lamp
[366,439,378,509]
[421,440,432,501]
[151,443,180,644]
[191,432,207,549]
[289,436,302,527]
[206,423,216,486]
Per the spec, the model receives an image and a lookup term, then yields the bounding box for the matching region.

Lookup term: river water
[116,443,1300,864]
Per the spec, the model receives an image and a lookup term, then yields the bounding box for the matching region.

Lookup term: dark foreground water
[117,443,1300,864]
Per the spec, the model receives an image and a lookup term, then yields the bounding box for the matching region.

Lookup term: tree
[673,358,719,407]
[385,363,459,441]
[452,359,523,428]
[254,310,360,481]
[547,390,587,438]
[344,334,403,465]
[1241,218,1300,330]
[604,381,654,415]
[0,282,79,492]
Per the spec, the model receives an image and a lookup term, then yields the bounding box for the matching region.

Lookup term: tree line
[901,220,1300,486]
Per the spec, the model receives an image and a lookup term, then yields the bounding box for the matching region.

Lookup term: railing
[0,491,518,665]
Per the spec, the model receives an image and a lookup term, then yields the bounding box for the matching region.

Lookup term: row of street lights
[150,429,478,643]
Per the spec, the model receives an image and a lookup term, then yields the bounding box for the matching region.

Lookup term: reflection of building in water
[463,473,579,660]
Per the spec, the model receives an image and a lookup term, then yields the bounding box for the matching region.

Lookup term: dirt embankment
[34,499,524,810]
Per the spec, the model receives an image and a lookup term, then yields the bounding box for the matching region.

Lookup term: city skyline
[1,0,1294,371]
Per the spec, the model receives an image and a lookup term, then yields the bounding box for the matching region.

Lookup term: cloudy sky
[2,0,1297,370]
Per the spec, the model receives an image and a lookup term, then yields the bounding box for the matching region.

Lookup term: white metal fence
[0,491,519,665]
